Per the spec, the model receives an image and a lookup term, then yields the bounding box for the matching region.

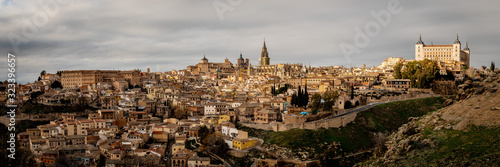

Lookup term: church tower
[415,34,425,61]
[260,40,270,66]
[452,34,462,62]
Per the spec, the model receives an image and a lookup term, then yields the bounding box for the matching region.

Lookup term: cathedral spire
[260,40,270,65]
[464,42,470,50]
[263,39,267,49]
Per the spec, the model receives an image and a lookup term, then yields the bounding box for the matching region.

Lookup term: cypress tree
[298,85,302,106]
[304,85,309,106]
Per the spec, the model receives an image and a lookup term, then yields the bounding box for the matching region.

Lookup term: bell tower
[260,40,270,66]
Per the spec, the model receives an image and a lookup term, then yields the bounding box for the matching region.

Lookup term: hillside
[361,72,500,166]
[240,96,445,166]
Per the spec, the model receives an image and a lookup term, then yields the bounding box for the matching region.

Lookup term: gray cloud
[1,0,499,83]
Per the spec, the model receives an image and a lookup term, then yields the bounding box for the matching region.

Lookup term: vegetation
[310,91,339,114]
[322,90,339,111]
[358,96,444,132]
[290,85,309,107]
[198,125,211,142]
[20,101,95,114]
[271,84,289,96]
[394,59,440,88]
[378,125,500,166]
[310,93,321,114]
[491,61,496,72]
[242,97,445,166]
[15,120,51,134]
[50,80,63,89]
[171,107,190,119]
[202,133,230,157]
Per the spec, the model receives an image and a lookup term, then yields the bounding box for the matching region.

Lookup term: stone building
[61,70,140,89]
[415,34,470,67]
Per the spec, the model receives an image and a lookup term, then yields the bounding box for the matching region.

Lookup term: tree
[198,125,210,142]
[322,91,339,111]
[310,93,321,114]
[40,70,46,77]
[491,61,496,72]
[303,85,309,107]
[30,91,43,103]
[202,133,229,157]
[173,107,189,119]
[291,93,298,106]
[51,81,63,89]
[271,85,276,96]
[297,85,302,106]
[397,59,439,88]
[393,63,403,79]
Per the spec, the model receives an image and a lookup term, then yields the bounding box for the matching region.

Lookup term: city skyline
[1,0,500,83]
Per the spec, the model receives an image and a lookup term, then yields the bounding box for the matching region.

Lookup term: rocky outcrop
[455,73,499,100]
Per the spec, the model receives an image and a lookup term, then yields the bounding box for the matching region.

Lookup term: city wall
[241,112,357,132]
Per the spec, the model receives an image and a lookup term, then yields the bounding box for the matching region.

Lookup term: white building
[204,102,228,115]
[415,35,470,67]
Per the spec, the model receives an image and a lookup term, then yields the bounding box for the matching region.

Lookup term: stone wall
[242,111,358,132]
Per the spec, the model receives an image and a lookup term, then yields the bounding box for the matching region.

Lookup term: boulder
[442,99,453,107]
[490,88,498,93]
[484,77,492,83]
[464,80,472,85]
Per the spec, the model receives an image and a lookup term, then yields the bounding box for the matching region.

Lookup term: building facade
[415,35,470,67]
[61,70,140,89]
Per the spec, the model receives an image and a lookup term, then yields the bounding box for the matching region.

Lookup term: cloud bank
[1,0,499,83]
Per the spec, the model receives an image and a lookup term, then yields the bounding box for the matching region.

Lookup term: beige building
[61,70,140,89]
[254,108,278,124]
[187,55,234,76]
[187,154,210,167]
[383,79,411,91]
[378,57,406,69]
[415,35,470,67]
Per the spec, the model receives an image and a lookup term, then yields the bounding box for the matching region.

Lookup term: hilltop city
[1,35,499,167]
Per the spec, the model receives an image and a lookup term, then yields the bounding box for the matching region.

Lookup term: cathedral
[256,40,304,76]
[415,35,470,67]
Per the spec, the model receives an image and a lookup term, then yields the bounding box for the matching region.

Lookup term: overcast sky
[1,0,499,83]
